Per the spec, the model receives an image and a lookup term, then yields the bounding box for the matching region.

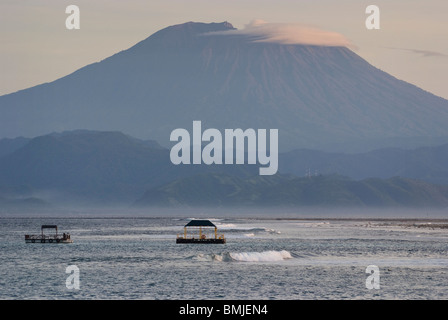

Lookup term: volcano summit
[1,21,448,152]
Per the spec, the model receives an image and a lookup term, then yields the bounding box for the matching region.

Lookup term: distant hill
[134,173,448,208]
[1,21,448,152]
[134,173,291,207]
[279,144,448,185]
[0,195,50,212]
[0,137,30,158]
[0,185,50,212]
[0,130,258,205]
[0,130,168,203]
[3,130,448,208]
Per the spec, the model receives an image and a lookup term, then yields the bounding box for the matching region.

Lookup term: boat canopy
[42,224,58,231]
[184,220,216,228]
[41,225,58,230]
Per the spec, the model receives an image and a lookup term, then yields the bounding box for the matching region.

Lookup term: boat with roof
[176,219,226,244]
[25,225,73,243]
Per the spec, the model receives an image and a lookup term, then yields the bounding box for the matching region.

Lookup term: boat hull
[176,238,226,244]
[25,237,73,244]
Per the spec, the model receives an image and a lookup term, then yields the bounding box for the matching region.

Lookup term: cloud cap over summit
[204,20,354,48]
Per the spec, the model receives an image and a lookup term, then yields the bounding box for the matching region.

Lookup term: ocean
[1,213,447,300]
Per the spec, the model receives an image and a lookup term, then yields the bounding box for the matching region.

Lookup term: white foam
[217,223,238,228]
[229,250,292,262]
[195,250,293,262]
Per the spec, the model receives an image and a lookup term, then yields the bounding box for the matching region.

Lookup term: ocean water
[1,215,448,300]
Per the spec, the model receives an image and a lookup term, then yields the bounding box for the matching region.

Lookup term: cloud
[204,20,354,49]
[385,46,448,58]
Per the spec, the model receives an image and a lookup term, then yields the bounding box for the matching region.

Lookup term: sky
[1,0,447,99]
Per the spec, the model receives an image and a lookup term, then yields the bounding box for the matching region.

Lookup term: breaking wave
[216,224,281,234]
[196,250,292,262]
[230,250,292,262]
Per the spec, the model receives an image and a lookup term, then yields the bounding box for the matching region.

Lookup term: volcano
[1,21,448,152]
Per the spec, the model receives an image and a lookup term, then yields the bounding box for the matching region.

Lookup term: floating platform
[25,225,73,244]
[177,219,226,244]
[176,238,226,244]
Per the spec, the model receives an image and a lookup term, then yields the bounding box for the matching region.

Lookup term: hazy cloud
[385,46,448,58]
[204,20,354,49]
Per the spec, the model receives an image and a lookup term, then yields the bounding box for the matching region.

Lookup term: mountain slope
[1,22,448,152]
